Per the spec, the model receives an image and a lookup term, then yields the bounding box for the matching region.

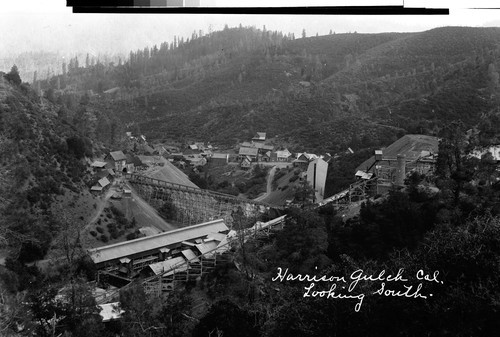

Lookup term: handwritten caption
[272,267,444,312]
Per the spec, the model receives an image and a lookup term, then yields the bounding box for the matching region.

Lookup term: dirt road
[254,166,277,202]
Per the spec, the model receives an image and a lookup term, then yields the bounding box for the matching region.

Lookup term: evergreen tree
[5,65,21,86]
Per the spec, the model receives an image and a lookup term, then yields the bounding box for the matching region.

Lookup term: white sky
[1,0,499,58]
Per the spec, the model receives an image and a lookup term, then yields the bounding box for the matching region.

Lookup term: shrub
[289,175,299,183]
[95,226,104,234]
[90,231,97,237]
[126,232,137,240]
[110,205,125,218]
[100,234,109,243]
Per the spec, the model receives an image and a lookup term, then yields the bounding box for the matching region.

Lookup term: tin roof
[109,151,127,162]
[239,147,258,156]
[148,256,188,276]
[91,161,107,168]
[88,219,228,264]
[356,134,439,173]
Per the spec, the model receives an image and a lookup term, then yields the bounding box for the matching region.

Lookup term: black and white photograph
[1,1,500,336]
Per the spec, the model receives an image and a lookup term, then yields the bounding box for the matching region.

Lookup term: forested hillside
[0,69,99,262]
[34,26,500,155]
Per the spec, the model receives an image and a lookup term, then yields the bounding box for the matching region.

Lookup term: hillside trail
[86,176,176,233]
[254,165,276,202]
[85,179,120,230]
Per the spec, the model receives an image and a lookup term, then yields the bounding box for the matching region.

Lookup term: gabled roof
[109,151,126,162]
[91,161,107,168]
[98,177,110,188]
[297,152,318,161]
[88,219,229,264]
[239,147,258,156]
[276,149,292,158]
[252,132,266,141]
[322,154,332,163]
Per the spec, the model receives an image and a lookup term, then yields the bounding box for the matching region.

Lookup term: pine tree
[5,65,21,86]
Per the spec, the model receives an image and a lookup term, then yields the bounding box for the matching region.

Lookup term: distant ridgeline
[30,26,500,153]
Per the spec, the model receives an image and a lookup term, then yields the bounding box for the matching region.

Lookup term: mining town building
[87,219,229,279]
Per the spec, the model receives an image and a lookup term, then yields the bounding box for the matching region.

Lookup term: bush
[100,234,109,243]
[126,232,137,240]
[107,223,119,239]
[110,205,124,218]
[90,231,97,237]
[96,226,104,234]
[289,175,299,183]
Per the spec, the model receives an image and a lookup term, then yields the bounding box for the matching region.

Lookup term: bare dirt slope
[117,182,177,232]
[140,156,198,188]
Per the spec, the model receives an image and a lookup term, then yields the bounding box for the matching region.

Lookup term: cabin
[211,153,229,166]
[276,149,292,162]
[261,151,272,162]
[241,157,252,169]
[252,132,266,142]
[91,176,111,193]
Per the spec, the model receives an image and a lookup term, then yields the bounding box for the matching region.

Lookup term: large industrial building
[88,219,230,282]
[355,134,439,192]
